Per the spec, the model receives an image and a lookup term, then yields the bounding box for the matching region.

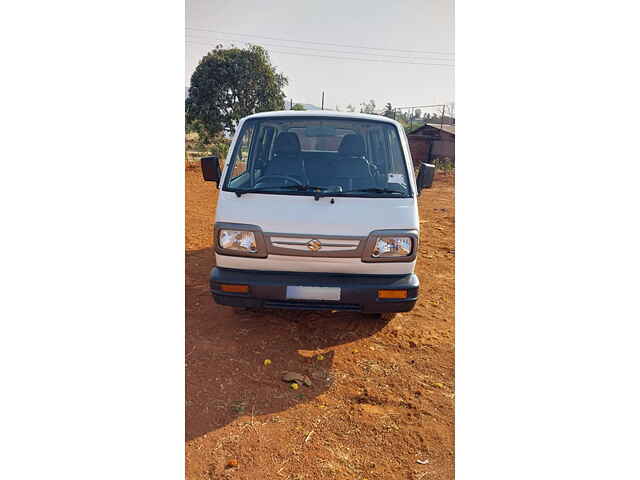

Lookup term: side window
[229,124,255,181]
[386,127,405,173]
[384,127,409,190]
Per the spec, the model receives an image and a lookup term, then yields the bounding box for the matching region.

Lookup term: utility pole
[290,99,293,110]
[440,104,445,130]
[321,91,325,110]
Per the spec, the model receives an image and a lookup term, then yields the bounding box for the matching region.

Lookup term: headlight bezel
[214,222,268,258]
[361,229,419,263]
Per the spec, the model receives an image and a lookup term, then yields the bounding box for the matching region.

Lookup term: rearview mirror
[201,156,221,185]
[417,162,435,192]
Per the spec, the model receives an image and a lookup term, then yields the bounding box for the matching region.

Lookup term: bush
[209,137,230,159]
[434,157,455,174]
[185,131,231,170]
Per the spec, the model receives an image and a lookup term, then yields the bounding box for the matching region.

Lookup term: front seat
[262,132,307,183]
[335,134,373,190]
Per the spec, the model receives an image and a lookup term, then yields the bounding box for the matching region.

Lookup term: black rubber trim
[209,267,419,313]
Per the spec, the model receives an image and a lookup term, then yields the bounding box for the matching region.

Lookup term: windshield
[222,117,412,197]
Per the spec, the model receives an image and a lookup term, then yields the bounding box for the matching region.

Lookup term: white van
[201,111,435,317]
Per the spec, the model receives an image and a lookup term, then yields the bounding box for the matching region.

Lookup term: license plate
[286,286,341,301]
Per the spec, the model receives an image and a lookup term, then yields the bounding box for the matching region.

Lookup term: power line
[186,40,454,67]
[186,26,454,57]
[395,104,450,109]
[186,33,453,62]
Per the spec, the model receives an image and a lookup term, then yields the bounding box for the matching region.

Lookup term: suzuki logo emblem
[307,239,322,252]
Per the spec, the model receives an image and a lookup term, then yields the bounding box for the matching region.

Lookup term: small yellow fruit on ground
[316,354,325,361]
[263,359,272,366]
[290,382,300,390]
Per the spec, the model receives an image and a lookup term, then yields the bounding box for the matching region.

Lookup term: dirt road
[186,167,455,479]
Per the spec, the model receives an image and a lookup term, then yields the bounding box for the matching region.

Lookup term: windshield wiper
[280,184,331,192]
[234,184,331,198]
[340,187,405,195]
[288,184,339,200]
[235,185,404,199]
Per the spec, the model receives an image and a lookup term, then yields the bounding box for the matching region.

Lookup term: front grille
[265,233,365,258]
[264,300,361,311]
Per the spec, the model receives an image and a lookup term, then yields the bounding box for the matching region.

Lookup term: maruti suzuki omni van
[201,111,434,317]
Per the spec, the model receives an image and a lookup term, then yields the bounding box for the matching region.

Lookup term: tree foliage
[291,103,305,111]
[186,45,288,140]
[360,99,376,114]
[383,102,394,118]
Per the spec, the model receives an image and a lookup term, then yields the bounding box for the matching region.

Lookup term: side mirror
[417,162,435,192]
[201,156,221,185]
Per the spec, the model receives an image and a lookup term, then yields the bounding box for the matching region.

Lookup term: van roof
[243,110,403,128]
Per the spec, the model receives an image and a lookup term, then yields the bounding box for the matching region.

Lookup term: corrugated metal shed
[424,123,455,135]
[407,123,455,167]
[409,123,455,137]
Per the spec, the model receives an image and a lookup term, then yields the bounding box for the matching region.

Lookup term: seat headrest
[338,134,366,156]
[273,132,301,155]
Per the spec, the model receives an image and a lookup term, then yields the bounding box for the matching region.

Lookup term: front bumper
[209,267,419,313]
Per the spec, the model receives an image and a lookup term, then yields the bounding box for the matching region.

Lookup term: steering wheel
[255,175,304,187]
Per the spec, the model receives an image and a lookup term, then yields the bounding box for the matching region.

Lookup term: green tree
[346,104,355,112]
[291,103,305,111]
[186,45,288,140]
[383,102,394,118]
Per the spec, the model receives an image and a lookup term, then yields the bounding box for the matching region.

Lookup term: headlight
[214,223,267,258]
[219,230,257,253]
[362,230,418,263]
[372,237,412,257]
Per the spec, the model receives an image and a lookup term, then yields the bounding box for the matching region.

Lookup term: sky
[186,0,454,114]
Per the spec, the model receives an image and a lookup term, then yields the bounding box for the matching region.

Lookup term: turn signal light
[220,284,249,293]
[378,289,407,299]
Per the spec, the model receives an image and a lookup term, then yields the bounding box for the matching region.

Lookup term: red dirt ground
[186,168,455,479]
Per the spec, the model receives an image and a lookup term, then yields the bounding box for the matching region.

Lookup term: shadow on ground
[186,247,390,441]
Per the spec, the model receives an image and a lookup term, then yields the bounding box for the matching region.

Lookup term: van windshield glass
[222,117,412,197]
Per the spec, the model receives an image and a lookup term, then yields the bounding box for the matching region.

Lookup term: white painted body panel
[215,191,418,236]
[214,111,421,275]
